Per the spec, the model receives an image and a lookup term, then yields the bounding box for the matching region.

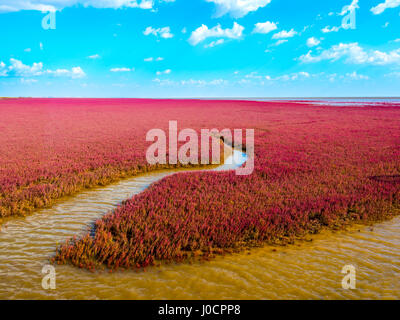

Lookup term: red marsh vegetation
[25,98,398,270]
[0,98,244,218]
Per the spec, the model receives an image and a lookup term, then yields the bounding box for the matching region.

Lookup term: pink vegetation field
[1,98,400,270]
[0,98,232,218]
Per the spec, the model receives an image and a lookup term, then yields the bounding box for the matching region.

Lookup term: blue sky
[1,0,400,98]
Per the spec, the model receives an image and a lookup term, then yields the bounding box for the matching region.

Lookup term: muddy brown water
[0,148,399,299]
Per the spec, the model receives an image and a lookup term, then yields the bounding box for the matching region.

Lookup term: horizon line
[2,96,400,100]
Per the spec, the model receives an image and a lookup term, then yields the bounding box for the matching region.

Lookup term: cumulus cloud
[299,42,400,65]
[252,21,277,34]
[156,69,171,75]
[243,71,368,83]
[322,26,340,33]
[307,37,321,47]
[344,71,369,80]
[47,66,86,78]
[20,78,38,84]
[180,78,227,86]
[205,0,272,18]
[8,58,43,76]
[276,72,310,81]
[245,72,263,79]
[88,54,100,59]
[371,0,400,14]
[243,71,311,82]
[0,61,7,76]
[272,29,297,39]
[153,78,228,86]
[0,0,154,12]
[143,26,174,38]
[274,39,288,46]
[339,0,359,15]
[0,59,86,78]
[189,22,244,46]
[144,57,164,61]
[204,39,225,48]
[110,67,134,72]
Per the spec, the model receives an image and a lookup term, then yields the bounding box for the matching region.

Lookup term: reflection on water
[0,147,399,300]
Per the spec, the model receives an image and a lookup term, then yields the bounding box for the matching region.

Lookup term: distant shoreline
[1,96,400,100]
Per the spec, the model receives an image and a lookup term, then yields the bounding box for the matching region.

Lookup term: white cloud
[322,26,340,33]
[110,67,134,72]
[371,0,400,14]
[205,0,272,18]
[245,72,262,79]
[238,78,251,84]
[243,71,311,82]
[204,39,225,48]
[24,48,31,52]
[276,72,310,81]
[154,78,228,86]
[0,1,55,12]
[0,62,7,76]
[46,67,86,78]
[156,69,171,75]
[299,42,400,65]
[8,58,43,76]
[88,54,100,59]
[1,59,86,78]
[39,42,43,50]
[144,57,164,61]
[189,22,244,46]
[339,0,359,15]
[274,39,288,46]
[20,78,38,84]
[386,71,400,78]
[298,51,317,63]
[344,71,369,80]
[152,78,175,86]
[307,37,321,47]
[0,0,154,12]
[327,73,337,82]
[181,78,227,86]
[143,26,174,38]
[272,29,297,39]
[252,21,277,34]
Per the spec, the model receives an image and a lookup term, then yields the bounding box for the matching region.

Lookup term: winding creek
[0,145,399,299]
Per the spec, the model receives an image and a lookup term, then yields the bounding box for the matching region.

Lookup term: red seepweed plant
[48,99,400,270]
[1,98,399,270]
[0,98,240,218]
